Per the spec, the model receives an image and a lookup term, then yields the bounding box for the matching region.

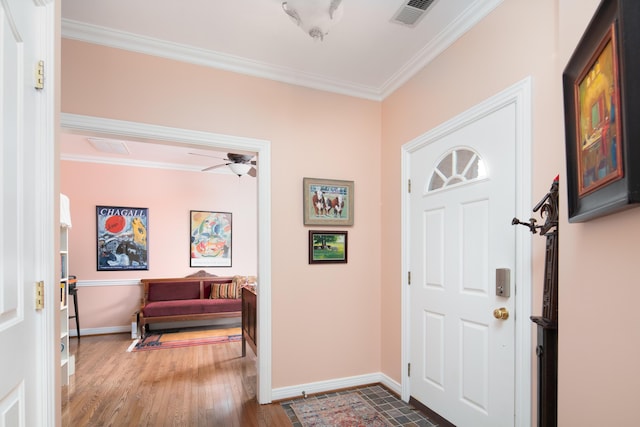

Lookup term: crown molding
[61,19,382,101]
[61,0,502,101]
[380,0,504,98]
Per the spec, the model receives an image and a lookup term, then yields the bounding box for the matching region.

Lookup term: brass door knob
[493,307,509,320]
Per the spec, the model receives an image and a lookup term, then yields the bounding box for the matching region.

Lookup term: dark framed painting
[563,0,640,222]
[97,206,148,271]
[309,230,347,264]
[190,211,232,267]
[303,177,354,226]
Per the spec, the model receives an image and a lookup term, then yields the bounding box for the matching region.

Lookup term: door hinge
[408,363,411,377]
[408,271,411,285]
[408,179,411,193]
[35,60,44,90]
[35,281,44,310]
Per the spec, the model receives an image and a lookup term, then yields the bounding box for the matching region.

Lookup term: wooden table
[241,286,257,357]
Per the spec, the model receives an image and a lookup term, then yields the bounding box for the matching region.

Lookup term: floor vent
[391,0,436,27]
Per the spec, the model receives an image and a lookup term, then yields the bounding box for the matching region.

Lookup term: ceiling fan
[190,152,257,177]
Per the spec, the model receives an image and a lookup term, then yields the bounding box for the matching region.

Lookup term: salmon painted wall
[557,0,640,425]
[382,0,640,424]
[60,159,257,331]
[381,0,561,387]
[61,39,382,388]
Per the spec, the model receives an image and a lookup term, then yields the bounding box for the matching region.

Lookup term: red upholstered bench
[139,276,241,337]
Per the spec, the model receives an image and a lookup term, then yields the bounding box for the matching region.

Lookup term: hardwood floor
[62,333,291,426]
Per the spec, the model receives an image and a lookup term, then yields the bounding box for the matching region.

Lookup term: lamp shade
[282,0,344,41]
[228,163,252,176]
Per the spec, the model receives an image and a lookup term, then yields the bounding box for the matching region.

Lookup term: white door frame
[59,113,273,404]
[33,0,57,425]
[400,77,533,426]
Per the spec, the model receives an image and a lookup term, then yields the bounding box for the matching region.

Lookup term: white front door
[0,0,53,425]
[409,102,517,427]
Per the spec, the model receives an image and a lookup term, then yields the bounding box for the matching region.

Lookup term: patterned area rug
[128,326,241,352]
[283,385,437,427]
[290,392,392,427]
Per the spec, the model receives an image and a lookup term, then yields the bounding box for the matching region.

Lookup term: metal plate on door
[496,268,510,297]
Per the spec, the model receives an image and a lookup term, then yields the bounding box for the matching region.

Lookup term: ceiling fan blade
[202,163,229,172]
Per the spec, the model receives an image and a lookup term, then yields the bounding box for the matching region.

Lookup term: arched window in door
[427,147,487,192]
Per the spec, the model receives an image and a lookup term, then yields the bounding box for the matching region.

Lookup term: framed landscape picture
[96,205,148,271]
[303,177,354,226]
[190,210,232,267]
[563,0,640,222]
[308,230,347,264]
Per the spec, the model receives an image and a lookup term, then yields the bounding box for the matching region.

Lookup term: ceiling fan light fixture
[228,163,252,176]
[282,0,344,41]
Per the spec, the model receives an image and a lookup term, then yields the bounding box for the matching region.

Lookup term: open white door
[0,0,56,425]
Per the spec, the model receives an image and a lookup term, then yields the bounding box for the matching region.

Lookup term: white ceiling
[60,0,503,169]
[60,133,248,175]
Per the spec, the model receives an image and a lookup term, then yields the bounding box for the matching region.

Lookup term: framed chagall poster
[96,206,148,271]
[563,0,640,222]
[190,211,232,267]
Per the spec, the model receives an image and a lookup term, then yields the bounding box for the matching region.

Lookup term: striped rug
[128,326,241,352]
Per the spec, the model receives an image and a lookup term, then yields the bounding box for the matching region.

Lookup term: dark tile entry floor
[281,384,439,427]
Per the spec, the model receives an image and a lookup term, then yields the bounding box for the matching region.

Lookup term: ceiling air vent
[87,137,130,155]
[391,0,436,27]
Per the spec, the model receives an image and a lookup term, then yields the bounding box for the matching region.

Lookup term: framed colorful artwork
[190,210,232,267]
[303,177,354,226]
[308,230,348,264]
[96,206,148,271]
[563,0,640,222]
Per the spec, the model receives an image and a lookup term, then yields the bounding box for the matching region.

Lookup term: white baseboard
[271,372,402,402]
[70,326,130,337]
[70,318,242,338]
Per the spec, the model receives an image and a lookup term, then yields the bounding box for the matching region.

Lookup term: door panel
[424,209,443,287]
[461,199,489,294]
[461,320,489,413]
[423,310,445,388]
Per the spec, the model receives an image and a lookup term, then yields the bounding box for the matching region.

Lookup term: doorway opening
[60,113,273,404]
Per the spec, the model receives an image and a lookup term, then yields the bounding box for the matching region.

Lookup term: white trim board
[70,326,130,337]
[272,372,401,402]
[60,113,274,404]
[76,279,140,287]
[400,77,533,426]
